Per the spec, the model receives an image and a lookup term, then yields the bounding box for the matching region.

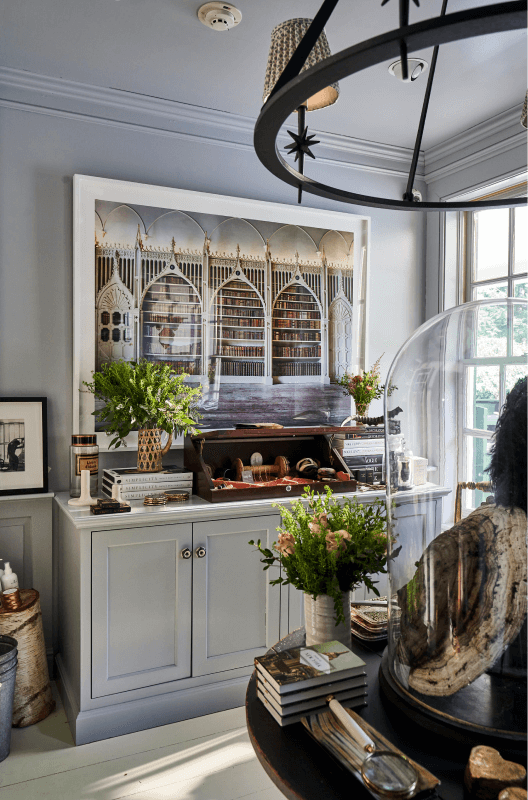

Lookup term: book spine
[343,444,385,456]
[103,470,193,484]
[343,454,384,467]
[102,483,192,500]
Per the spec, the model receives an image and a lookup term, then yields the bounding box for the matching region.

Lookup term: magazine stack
[254,640,368,726]
[102,466,193,501]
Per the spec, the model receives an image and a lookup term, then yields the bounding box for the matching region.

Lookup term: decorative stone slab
[464,746,526,800]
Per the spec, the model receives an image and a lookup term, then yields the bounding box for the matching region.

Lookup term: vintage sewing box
[184,426,357,503]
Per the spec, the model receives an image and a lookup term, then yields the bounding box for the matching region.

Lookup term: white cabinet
[55,487,448,745]
[56,495,282,744]
[91,515,280,699]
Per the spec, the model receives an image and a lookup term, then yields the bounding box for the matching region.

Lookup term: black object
[254,0,526,211]
[486,375,527,512]
[90,503,131,515]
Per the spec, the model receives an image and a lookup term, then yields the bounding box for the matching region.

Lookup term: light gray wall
[0,105,425,490]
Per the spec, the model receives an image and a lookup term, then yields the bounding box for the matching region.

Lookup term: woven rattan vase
[304,591,351,649]
[137,428,173,472]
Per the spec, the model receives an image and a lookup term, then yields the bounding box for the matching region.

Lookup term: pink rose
[276,532,295,556]
[325,529,350,554]
[308,513,329,535]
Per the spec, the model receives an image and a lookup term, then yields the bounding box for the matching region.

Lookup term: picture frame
[74,175,371,450]
[0,398,48,496]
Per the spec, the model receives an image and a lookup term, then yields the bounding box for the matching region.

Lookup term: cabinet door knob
[196,546,206,558]
[181,548,192,559]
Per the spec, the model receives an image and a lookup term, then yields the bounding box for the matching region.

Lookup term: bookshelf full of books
[211,279,266,382]
[272,285,322,383]
[141,274,202,379]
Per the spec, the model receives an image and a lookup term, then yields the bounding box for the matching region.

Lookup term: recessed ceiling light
[388,58,428,82]
[198,3,242,32]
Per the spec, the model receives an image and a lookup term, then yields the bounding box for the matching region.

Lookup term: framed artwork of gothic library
[74,176,370,445]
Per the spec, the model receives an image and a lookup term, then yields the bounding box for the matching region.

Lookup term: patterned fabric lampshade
[263,18,339,111]
[521,91,527,129]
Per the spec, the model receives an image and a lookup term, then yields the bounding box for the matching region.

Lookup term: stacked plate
[351,598,388,643]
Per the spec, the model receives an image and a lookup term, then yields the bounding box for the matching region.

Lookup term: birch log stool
[0,590,54,726]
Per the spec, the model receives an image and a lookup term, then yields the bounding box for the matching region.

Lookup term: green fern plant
[83,359,202,448]
[249,485,396,625]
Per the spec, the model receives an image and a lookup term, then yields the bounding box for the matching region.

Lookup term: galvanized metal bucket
[0,635,18,762]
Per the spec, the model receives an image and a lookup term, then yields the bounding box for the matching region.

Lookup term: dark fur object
[487,376,527,512]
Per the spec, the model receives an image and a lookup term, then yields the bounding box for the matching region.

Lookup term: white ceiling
[2,0,526,150]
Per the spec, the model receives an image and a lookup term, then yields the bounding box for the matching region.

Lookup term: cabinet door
[192,514,281,677]
[92,523,192,698]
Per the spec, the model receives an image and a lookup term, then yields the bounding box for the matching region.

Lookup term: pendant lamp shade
[263,18,339,111]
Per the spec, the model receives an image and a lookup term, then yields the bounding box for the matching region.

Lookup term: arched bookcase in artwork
[140,272,202,380]
[328,295,354,382]
[272,281,323,383]
[209,277,267,383]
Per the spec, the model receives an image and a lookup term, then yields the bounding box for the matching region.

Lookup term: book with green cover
[254,640,366,695]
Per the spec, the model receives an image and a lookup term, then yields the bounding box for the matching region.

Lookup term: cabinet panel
[92,523,192,698]
[192,514,281,677]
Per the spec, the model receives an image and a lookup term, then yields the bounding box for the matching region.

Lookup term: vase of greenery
[337,354,388,420]
[249,486,390,648]
[84,359,202,472]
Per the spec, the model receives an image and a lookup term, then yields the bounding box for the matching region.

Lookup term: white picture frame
[73,174,370,450]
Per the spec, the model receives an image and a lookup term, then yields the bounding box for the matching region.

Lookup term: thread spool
[234,456,289,482]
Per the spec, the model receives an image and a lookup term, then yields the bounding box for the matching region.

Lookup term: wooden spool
[0,589,55,727]
[234,456,289,482]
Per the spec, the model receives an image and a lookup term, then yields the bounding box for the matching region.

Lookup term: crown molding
[424,104,526,184]
[0,66,423,179]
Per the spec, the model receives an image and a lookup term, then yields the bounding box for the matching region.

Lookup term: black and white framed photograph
[74,175,370,448]
[0,398,48,496]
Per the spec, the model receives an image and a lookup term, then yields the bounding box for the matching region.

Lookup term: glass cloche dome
[380,298,527,752]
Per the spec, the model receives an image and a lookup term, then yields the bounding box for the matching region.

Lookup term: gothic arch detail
[329,296,353,381]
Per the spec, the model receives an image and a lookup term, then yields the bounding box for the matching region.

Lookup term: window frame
[458,189,527,514]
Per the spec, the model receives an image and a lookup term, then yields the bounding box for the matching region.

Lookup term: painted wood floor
[0,685,284,800]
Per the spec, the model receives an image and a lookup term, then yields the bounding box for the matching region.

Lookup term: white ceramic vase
[304,591,351,649]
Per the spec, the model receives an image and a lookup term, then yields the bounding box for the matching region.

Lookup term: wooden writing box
[184,427,357,503]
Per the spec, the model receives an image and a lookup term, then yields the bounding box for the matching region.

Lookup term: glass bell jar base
[379,298,527,755]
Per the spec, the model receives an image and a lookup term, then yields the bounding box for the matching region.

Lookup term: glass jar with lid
[70,434,98,497]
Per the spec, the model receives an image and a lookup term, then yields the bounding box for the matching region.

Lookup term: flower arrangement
[83,358,202,448]
[336,354,394,414]
[249,486,392,624]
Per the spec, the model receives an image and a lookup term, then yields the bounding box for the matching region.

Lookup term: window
[461,199,527,510]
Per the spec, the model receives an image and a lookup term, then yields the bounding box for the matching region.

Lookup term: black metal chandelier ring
[254,1,527,211]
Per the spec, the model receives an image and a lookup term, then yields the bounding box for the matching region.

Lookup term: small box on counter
[90,499,131,515]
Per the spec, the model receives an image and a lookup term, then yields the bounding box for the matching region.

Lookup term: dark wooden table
[246,630,469,800]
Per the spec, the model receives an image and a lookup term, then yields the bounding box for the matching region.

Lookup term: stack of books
[102,466,193,501]
[351,599,388,643]
[334,424,399,484]
[255,640,368,726]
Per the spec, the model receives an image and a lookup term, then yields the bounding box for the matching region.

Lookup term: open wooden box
[184,427,357,503]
